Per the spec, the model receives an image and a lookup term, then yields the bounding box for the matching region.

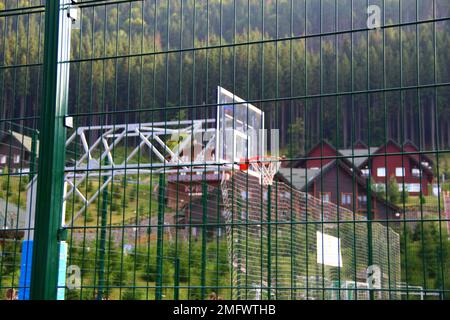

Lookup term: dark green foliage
[402,223,450,299]
[121,289,143,300]
[387,176,400,204]
[1,1,448,149]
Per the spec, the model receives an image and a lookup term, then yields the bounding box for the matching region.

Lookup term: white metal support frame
[64,119,220,223]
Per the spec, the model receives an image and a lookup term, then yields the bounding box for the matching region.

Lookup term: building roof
[10,131,38,153]
[1,130,39,154]
[403,139,434,165]
[295,139,433,172]
[353,140,368,149]
[338,148,379,168]
[277,162,335,191]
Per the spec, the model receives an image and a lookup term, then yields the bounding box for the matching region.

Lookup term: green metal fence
[0,0,449,300]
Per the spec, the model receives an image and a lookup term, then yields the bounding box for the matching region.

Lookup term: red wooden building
[295,140,434,196]
[359,140,434,196]
[277,159,401,222]
[0,131,38,173]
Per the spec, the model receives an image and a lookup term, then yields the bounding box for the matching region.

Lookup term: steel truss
[64,119,221,223]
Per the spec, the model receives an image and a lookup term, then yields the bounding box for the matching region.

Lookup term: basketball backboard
[216,86,265,175]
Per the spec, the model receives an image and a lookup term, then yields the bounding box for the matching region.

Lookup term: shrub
[121,289,143,300]
[387,176,400,204]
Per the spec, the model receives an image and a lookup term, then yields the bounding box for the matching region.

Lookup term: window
[399,184,421,193]
[358,195,367,206]
[408,184,421,193]
[395,167,405,177]
[14,155,20,164]
[361,169,370,177]
[412,168,421,177]
[0,155,6,164]
[321,192,331,203]
[377,167,386,177]
[374,184,386,192]
[341,193,352,206]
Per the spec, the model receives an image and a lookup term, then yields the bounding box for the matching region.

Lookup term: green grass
[402,195,444,210]
[65,174,173,227]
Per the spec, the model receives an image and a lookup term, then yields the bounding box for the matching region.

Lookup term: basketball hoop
[239,156,281,186]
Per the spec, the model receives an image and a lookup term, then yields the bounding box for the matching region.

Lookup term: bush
[387,176,400,204]
[142,263,157,282]
[420,195,426,205]
[121,289,143,300]
[401,190,409,203]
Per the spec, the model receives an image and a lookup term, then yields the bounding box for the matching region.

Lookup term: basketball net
[238,156,281,186]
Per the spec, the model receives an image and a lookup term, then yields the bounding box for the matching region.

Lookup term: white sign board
[316,231,343,267]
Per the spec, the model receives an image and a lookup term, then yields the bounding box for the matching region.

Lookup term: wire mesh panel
[222,172,401,300]
[0,0,449,300]
[0,0,44,300]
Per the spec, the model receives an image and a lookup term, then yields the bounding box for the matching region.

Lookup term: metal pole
[236,189,242,300]
[29,130,38,181]
[30,0,72,300]
[200,179,207,299]
[267,184,272,300]
[174,257,180,300]
[97,160,109,300]
[367,177,374,301]
[155,173,165,300]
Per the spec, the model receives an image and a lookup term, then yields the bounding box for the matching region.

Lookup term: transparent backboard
[216,86,264,169]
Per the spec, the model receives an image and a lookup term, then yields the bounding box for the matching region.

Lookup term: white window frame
[321,192,331,203]
[395,167,405,177]
[341,193,352,206]
[358,195,367,204]
[377,167,386,177]
[13,154,20,164]
[361,169,370,176]
[0,155,6,164]
[411,168,421,177]
[399,184,421,193]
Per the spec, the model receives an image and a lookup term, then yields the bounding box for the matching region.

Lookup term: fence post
[29,130,38,181]
[30,0,72,300]
[267,184,272,300]
[201,178,207,299]
[366,177,374,301]
[155,173,165,300]
[97,159,109,300]
[174,257,180,300]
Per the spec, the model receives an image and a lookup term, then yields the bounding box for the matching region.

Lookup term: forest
[0,0,449,153]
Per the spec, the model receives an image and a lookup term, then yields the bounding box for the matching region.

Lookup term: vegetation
[401,222,450,299]
[63,238,230,300]
[1,0,449,301]
[0,172,28,210]
[387,176,400,204]
[1,0,449,153]
[64,174,167,227]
